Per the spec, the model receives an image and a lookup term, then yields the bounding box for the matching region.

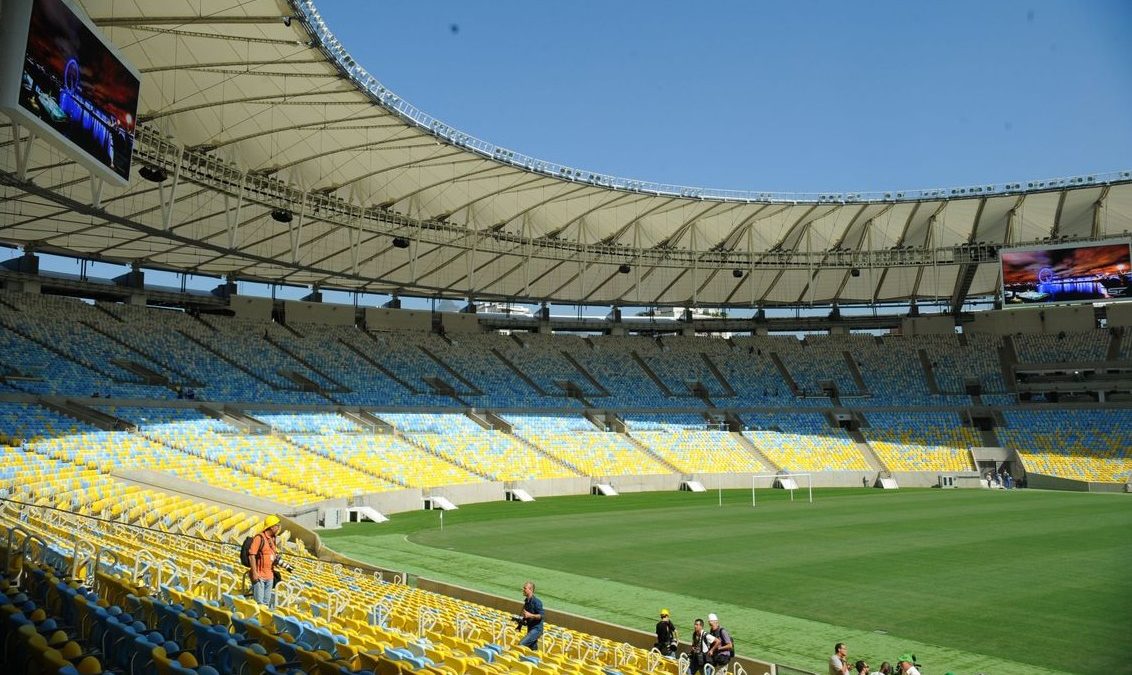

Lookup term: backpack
[712,627,734,657]
[239,534,258,567]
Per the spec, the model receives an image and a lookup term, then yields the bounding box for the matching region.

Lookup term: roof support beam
[225,176,245,248]
[1093,186,1110,238]
[160,150,186,231]
[10,121,36,182]
[288,197,308,265]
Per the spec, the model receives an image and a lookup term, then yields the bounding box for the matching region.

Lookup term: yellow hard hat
[660,608,670,616]
[263,515,280,529]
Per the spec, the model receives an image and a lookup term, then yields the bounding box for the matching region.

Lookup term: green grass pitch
[319,488,1132,674]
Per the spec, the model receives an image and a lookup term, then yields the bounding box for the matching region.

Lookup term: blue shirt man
[519,581,544,651]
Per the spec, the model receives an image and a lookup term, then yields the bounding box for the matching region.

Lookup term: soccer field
[320,488,1132,674]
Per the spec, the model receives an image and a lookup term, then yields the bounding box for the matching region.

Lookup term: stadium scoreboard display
[1000,240,1132,306]
[0,0,140,185]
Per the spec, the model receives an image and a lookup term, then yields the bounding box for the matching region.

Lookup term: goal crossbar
[751,473,813,506]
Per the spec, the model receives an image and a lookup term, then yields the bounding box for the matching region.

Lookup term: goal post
[751,473,813,507]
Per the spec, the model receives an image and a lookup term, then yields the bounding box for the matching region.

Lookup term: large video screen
[1,0,139,183]
[1001,241,1131,305]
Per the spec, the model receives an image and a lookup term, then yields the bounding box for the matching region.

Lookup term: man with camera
[687,618,710,675]
[248,515,284,607]
[515,581,544,651]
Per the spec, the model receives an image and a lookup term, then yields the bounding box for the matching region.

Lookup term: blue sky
[314,0,1132,193]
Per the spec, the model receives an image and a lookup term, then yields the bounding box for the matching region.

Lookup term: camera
[510,615,527,630]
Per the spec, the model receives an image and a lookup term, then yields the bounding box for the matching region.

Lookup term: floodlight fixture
[139,165,167,183]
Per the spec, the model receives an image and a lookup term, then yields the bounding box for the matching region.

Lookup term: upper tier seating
[425,331,550,407]
[915,333,1008,394]
[1,287,1126,420]
[1013,329,1111,363]
[195,315,336,396]
[714,337,800,406]
[772,335,862,397]
[0,293,172,399]
[562,337,676,407]
[288,324,451,406]
[842,334,968,405]
[494,333,605,398]
[642,336,735,398]
[98,302,322,403]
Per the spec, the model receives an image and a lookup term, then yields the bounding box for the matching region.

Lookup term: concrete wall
[229,295,273,322]
[969,307,1039,335]
[365,306,432,332]
[357,488,424,515]
[427,481,506,507]
[1108,301,1132,328]
[606,473,679,493]
[284,300,355,326]
[692,473,766,489]
[1041,305,1096,333]
[970,446,1012,462]
[516,477,592,498]
[901,315,954,336]
[440,312,482,335]
[1027,473,1129,493]
[968,306,1096,335]
[781,471,876,488]
[1,278,41,294]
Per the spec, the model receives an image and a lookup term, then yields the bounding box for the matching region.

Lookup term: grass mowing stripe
[321,488,1130,674]
[325,531,1072,674]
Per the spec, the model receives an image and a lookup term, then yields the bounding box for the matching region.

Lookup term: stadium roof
[1,0,1131,308]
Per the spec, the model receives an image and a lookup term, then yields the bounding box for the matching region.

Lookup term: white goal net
[750,473,813,507]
